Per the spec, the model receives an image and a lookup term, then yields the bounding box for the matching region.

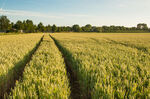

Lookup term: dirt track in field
[50,35,90,99]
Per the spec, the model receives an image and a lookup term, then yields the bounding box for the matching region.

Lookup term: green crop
[51,33,150,99]
[0,34,43,97]
[1,33,150,99]
[8,34,70,98]
[0,34,43,76]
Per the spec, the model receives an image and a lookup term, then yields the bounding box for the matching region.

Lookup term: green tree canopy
[24,20,35,33]
[14,20,24,30]
[45,25,52,32]
[72,24,81,32]
[37,22,45,32]
[52,24,57,33]
[0,16,10,32]
[85,24,92,32]
[137,23,148,30]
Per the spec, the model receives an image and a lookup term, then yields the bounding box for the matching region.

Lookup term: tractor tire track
[49,35,89,99]
[91,37,149,53]
[105,38,149,52]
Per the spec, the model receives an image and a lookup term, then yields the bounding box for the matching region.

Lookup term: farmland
[8,35,70,98]
[0,33,150,99]
[0,34,43,97]
[51,33,150,98]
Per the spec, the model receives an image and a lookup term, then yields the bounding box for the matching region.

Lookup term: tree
[52,24,57,33]
[37,22,45,32]
[137,23,148,30]
[72,24,81,32]
[61,26,66,32]
[66,26,72,32]
[85,24,92,32]
[1,15,150,33]
[57,27,62,32]
[45,25,52,32]
[24,20,35,33]
[102,26,109,32]
[14,20,24,30]
[0,16,10,32]
[8,22,16,32]
[92,26,102,32]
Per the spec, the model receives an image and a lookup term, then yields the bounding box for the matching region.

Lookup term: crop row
[7,34,70,98]
[0,34,43,97]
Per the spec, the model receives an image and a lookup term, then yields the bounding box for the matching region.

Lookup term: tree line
[0,15,150,33]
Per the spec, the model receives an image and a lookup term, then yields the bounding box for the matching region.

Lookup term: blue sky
[0,0,150,27]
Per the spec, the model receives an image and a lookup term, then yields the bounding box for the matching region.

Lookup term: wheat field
[0,33,149,99]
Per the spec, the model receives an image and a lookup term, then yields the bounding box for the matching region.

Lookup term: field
[0,33,150,99]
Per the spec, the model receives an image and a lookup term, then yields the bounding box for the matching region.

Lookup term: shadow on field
[0,35,44,99]
[106,38,149,52]
[90,38,103,45]
[91,37,148,52]
[50,35,91,99]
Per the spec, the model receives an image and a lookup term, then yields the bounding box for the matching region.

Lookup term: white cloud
[0,9,91,19]
[0,9,63,19]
